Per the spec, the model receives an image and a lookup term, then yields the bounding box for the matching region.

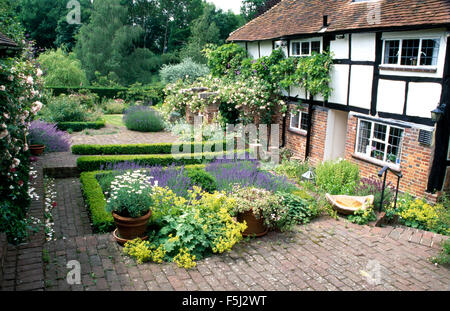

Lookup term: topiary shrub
[123,106,165,132]
[186,169,217,193]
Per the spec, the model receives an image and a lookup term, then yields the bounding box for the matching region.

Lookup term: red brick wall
[344,115,435,199]
[284,104,328,166]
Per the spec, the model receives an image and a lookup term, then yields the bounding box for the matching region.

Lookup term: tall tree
[74,0,156,86]
[15,0,67,49]
[128,0,203,54]
[241,0,281,21]
[54,0,93,51]
[181,4,221,64]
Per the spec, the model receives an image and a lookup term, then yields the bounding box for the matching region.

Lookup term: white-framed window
[290,111,309,132]
[291,39,322,57]
[355,119,405,165]
[382,38,440,67]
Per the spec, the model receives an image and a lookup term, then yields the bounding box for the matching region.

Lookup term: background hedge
[56,120,106,132]
[71,141,229,155]
[77,150,247,172]
[46,85,165,104]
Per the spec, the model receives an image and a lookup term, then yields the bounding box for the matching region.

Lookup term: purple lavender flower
[205,159,294,193]
[29,120,71,152]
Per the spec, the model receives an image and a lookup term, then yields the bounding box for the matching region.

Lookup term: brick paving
[1,150,449,291]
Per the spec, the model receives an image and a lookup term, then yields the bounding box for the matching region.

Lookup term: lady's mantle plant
[123,186,247,269]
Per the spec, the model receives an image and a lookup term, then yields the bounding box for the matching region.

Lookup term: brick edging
[0,233,7,289]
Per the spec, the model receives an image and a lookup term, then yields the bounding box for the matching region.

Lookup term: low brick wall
[0,232,7,289]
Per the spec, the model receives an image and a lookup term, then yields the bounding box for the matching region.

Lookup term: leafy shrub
[274,159,310,183]
[29,121,71,152]
[105,171,154,218]
[347,208,377,225]
[315,160,360,195]
[355,177,395,211]
[124,187,246,268]
[160,58,210,85]
[37,48,88,87]
[103,99,127,114]
[187,169,217,193]
[275,192,317,230]
[123,106,165,132]
[39,94,92,123]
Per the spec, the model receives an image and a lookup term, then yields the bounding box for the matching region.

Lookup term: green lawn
[103,114,124,127]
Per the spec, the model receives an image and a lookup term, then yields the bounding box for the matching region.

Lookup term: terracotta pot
[237,210,268,237]
[112,210,151,243]
[30,144,45,156]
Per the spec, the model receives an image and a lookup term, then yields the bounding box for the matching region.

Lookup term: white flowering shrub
[0,41,44,243]
[160,58,210,85]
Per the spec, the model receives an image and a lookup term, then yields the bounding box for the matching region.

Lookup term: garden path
[1,153,449,291]
[69,124,178,146]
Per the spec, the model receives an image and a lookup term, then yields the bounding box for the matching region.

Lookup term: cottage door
[324,110,348,161]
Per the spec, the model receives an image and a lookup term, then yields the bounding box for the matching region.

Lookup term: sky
[207,0,242,14]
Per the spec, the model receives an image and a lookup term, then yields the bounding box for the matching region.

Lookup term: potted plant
[231,186,281,237]
[106,172,154,244]
[29,144,46,156]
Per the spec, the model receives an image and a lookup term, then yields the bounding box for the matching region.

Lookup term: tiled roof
[0,32,18,48]
[228,0,450,41]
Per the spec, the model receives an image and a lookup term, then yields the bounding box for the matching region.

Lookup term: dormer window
[382,38,440,67]
[291,39,322,57]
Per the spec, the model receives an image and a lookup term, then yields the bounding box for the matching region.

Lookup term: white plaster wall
[380,29,448,78]
[351,33,376,62]
[260,41,273,57]
[406,82,442,118]
[330,34,349,59]
[349,65,374,109]
[289,86,307,100]
[247,42,259,59]
[329,64,349,105]
[377,79,406,115]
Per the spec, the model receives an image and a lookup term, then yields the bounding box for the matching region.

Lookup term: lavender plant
[205,159,296,193]
[123,106,165,132]
[28,120,71,152]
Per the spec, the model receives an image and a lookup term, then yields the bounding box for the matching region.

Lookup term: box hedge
[77,150,247,172]
[71,141,229,155]
[57,119,106,132]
